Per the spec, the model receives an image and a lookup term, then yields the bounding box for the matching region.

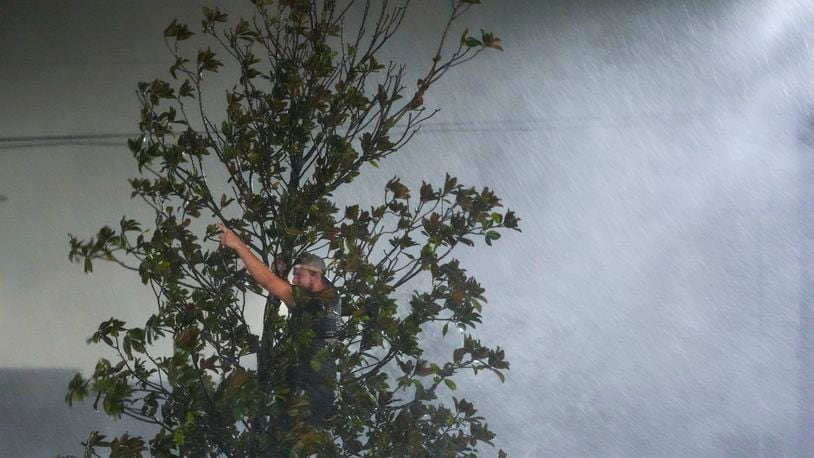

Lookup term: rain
[1,0,813,455]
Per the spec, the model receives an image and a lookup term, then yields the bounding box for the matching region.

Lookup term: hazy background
[2,0,813,455]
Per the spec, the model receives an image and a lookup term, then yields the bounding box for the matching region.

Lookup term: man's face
[292,267,319,291]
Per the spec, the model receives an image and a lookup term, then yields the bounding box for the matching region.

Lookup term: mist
[1,0,813,455]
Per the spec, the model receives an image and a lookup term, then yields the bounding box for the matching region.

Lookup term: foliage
[66,0,517,456]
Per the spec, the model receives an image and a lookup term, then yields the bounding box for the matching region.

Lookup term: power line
[0,133,133,143]
[0,141,125,151]
[0,109,735,150]
[0,133,134,151]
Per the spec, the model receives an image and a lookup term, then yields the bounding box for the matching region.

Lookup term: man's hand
[214,221,295,306]
[216,222,244,251]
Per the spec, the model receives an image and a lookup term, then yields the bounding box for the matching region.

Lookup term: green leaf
[453,347,467,363]
[197,48,223,73]
[420,181,435,202]
[464,37,482,48]
[179,80,194,98]
[202,6,228,24]
[173,429,185,446]
[234,19,252,39]
[220,194,234,209]
[65,373,88,406]
[386,177,410,199]
[164,19,194,41]
[481,30,504,51]
[504,210,520,229]
[443,174,458,193]
[444,379,457,390]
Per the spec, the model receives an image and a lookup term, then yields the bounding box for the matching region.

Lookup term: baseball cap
[293,253,326,274]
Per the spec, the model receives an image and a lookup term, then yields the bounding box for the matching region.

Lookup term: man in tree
[216,222,340,423]
[66,2,514,454]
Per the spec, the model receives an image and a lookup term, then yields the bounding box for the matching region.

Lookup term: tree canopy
[66,0,519,456]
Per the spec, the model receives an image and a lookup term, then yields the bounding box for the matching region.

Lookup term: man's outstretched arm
[216,223,295,306]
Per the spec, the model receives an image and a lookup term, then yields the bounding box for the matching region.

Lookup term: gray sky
[3,0,814,455]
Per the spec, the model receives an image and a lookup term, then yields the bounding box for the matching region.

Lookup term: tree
[66,0,518,456]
